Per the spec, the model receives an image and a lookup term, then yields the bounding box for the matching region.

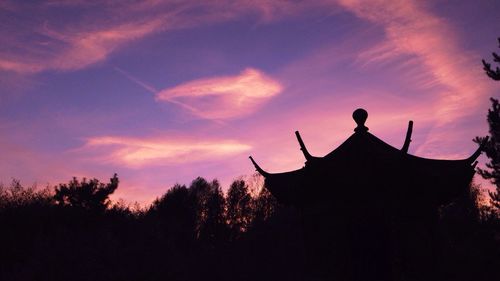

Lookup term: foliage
[482,38,500,80]
[481,98,500,210]
[226,179,253,238]
[190,178,228,246]
[53,173,119,211]
[476,39,500,212]
[251,186,278,226]
[0,172,498,281]
[0,179,53,208]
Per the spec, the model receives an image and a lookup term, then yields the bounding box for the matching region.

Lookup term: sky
[1,0,499,204]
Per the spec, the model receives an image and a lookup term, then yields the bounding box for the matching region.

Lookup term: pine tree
[53,174,118,211]
[475,98,500,211]
[482,38,500,80]
[474,38,500,213]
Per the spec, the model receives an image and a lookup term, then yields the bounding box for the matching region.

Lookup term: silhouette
[476,39,500,212]
[54,174,118,211]
[226,179,253,240]
[250,109,484,281]
[475,98,500,213]
[2,111,499,281]
[482,37,500,80]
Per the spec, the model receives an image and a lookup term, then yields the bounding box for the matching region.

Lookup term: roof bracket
[295,131,313,161]
[401,120,413,153]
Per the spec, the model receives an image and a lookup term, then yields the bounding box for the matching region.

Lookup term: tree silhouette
[2,170,496,280]
[149,184,197,248]
[0,179,53,208]
[189,177,228,246]
[475,38,500,212]
[226,179,253,239]
[251,186,278,226]
[475,98,500,211]
[54,174,118,211]
[482,38,500,80]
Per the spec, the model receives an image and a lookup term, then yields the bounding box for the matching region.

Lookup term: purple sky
[1,0,499,204]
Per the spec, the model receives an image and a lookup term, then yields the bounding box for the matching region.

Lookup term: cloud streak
[339,0,490,120]
[335,0,495,157]
[114,66,282,120]
[84,136,251,168]
[0,1,317,74]
[0,16,167,73]
[156,68,282,119]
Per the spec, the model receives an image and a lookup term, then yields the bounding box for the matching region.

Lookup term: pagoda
[249,109,483,281]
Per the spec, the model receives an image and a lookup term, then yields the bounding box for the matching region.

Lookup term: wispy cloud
[334,0,494,157]
[338,0,490,121]
[0,1,316,74]
[45,19,166,71]
[0,17,167,73]
[83,136,251,168]
[114,66,282,120]
[156,68,282,119]
[354,40,406,68]
[113,67,158,94]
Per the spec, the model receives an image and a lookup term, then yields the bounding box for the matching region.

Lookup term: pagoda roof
[249,109,484,207]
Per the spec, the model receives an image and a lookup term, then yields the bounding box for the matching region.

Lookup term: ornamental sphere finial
[353,108,368,132]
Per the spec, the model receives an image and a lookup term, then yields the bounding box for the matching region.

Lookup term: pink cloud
[156,68,283,119]
[83,135,252,168]
[0,17,167,74]
[0,1,319,74]
[330,0,496,158]
[46,19,166,71]
[338,0,493,122]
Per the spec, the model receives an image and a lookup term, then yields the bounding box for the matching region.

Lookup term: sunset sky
[1,0,499,204]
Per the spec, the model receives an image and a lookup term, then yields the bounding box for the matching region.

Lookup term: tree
[482,38,500,80]
[189,177,227,245]
[149,184,197,248]
[475,99,500,211]
[226,179,253,239]
[0,179,53,209]
[54,174,118,211]
[251,187,278,227]
[475,37,500,213]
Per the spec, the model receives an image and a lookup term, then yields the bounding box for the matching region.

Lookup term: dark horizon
[1,0,500,204]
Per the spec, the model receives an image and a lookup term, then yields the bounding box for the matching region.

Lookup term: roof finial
[353,108,369,132]
[249,156,270,177]
[295,131,313,161]
[401,120,413,153]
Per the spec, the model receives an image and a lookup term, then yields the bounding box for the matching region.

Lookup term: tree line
[0,163,498,280]
[0,174,279,280]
